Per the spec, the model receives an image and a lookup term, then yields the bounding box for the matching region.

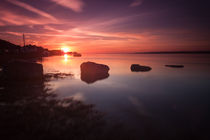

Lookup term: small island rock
[131,64,152,72]
[165,65,184,68]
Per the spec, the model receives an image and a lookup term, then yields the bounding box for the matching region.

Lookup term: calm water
[41,54,210,138]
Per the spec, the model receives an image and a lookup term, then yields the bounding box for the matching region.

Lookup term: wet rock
[165,65,184,68]
[80,62,109,84]
[131,64,152,72]
[3,60,43,81]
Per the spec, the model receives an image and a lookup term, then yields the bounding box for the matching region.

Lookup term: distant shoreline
[132,51,210,54]
[82,51,210,55]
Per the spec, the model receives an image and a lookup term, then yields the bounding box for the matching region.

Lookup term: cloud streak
[51,0,84,12]
[7,0,56,21]
[0,10,55,26]
[130,0,144,7]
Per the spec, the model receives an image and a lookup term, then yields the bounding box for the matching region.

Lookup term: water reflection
[63,54,69,62]
[0,74,134,140]
[81,72,109,84]
[39,54,210,139]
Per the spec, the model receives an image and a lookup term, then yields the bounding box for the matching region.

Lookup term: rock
[165,65,184,68]
[130,64,152,72]
[3,60,43,81]
[80,62,110,84]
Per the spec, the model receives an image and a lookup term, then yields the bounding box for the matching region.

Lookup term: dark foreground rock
[131,64,152,72]
[3,60,43,82]
[80,62,109,84]
[165,65,184,68]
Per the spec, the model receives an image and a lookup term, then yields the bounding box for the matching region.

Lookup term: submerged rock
[165,65,184,68]
[80,62,109,84]
[131,64,152,72]
[3,60,43,81]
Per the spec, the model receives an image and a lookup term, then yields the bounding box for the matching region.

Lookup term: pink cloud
[51,0,84,12]
[7,0,56,21]
[0,10,55,25]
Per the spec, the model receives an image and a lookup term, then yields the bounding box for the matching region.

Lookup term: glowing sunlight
[63,54,69,62]
[61,47,70,53]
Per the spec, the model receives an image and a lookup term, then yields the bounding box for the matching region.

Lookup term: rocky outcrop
[3,60,43,82]
[165,65,184,68]
[130,64,152,72]
[80,62,109,84]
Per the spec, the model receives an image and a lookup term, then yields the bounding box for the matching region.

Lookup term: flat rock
[80,62,109,84]
[131,64,152,72]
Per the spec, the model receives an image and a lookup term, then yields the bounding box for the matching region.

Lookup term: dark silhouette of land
[0,39,82,65]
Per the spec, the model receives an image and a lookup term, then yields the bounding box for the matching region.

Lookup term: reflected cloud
[72,92,85,101]
[128,96,147,116]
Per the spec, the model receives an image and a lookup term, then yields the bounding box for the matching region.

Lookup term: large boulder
[130,64,152,72]
[3,60,43,82]
[80,62,109,84]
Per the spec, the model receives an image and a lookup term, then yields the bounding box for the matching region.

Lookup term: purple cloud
[130,0,144,7]
[51,0,84,12]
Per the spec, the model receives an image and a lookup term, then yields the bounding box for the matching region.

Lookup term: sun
[61,47,70,53]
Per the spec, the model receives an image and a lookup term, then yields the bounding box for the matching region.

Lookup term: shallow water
[41,54,210,138]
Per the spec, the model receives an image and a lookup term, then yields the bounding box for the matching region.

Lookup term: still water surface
[41,54,210,138]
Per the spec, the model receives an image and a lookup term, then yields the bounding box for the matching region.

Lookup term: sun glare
[64,54,69,62]
[61,47,70,53]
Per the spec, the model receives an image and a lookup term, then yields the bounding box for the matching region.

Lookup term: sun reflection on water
[64,54,69,62]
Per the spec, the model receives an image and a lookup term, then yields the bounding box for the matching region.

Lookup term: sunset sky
[0,0,209,53]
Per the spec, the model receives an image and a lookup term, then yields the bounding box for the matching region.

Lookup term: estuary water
[41,54,210,139]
